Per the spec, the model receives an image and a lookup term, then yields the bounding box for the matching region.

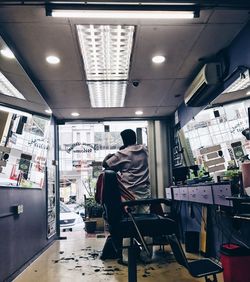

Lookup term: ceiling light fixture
[77,24,134,107]
[71,112,80,117]
[0,48,15,59]
[0,72,25,100]
[135,110,143,116]
[46,55,60,64]
[152,55,165,64]
[46,4,199,19]
[223,69,250,94]
[88,81,127,107]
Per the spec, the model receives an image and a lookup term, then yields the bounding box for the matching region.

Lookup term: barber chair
[101,170,176,282]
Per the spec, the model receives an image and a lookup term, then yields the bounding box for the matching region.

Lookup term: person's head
[120,129,136,147]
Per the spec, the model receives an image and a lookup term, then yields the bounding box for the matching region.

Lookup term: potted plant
[84,197,104,233]
[83,176,104,233]
[84,197,103,218]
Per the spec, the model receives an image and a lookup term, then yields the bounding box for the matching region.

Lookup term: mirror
[0,36,52,188]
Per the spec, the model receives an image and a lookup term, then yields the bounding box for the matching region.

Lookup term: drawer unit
[212,184,232,206]
[172,187,181,201]
[179,187,189,201]
[195,185,213,205]
[188,186,199,203]
[165,187,172,200]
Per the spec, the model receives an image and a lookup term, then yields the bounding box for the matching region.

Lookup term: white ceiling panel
[130,24,205,80]
[51,106,166,120]
[177,23,246,77]
[42,81,90,107]
[160,78,187,107]
[125,79,174,107]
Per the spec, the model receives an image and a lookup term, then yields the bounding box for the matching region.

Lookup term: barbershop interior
[1,1,250,282]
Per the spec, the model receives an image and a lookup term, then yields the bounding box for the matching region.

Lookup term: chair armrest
[121,198,172,208]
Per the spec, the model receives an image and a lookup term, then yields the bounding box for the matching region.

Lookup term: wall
[0,188,55,281]
[177,21,250,128]
[148,119,172,198]
[0,116,57,282]
[172,21,250,259]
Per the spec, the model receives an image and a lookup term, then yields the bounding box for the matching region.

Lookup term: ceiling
[0,1,250,121]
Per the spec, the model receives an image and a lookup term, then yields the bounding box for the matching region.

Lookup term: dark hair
[120,129,136,147]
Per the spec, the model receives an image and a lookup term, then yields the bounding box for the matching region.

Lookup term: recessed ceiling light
[0,48,15,59]
[152,55,165,64]
[46,55,60,64]
[45,109,52,114]
[71,112,80,117]
[135,110,143,116]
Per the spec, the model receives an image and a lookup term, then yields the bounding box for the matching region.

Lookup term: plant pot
[85,220,97,233]
[95,217,105,231]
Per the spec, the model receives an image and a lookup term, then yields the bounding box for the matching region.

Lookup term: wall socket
[13,204,24,215]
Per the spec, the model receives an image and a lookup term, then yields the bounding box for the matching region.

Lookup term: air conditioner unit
[184,62,223,107]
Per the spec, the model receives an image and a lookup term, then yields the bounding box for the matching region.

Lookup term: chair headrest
[102,170,123,225]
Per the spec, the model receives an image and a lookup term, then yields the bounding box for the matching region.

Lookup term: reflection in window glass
[0,107,50,188]
[182,100,250,170]
[198,127,209,136]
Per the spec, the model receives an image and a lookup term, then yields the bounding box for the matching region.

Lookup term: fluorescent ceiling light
[135,110,143,116]
[77,25,134,80]
[0,48,15,59]
[77,24,134,107]
[0,105,32,118]
[46,55,60,64]
[223,69,250,94]
[71,112,80,117]
[51,10,195,19]
[152,55,165,64]
[47,3,199,19]
[0,72,25,100]
[45,109,52,114]
[88,81,127,107]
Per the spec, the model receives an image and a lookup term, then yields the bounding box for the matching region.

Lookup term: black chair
[168,234,223,282]
[101,170,177,282]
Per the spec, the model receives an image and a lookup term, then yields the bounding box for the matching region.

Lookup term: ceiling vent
[184,63,223,107]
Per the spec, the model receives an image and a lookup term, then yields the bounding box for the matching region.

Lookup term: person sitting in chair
[102,129,152,263]
[102,129,151,207]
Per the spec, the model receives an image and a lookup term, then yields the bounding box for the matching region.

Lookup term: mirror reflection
[0,106,50,188]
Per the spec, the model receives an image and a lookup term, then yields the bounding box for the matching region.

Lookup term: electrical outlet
[13,204,24,215]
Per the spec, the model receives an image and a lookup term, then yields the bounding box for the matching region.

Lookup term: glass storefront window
[58,121,148,224]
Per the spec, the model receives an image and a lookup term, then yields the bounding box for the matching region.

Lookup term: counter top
[226,196,250,202]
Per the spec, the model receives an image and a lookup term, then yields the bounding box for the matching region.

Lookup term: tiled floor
[14,231,224,282]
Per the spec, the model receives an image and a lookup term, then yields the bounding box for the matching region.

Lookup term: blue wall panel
[0,187,55,282]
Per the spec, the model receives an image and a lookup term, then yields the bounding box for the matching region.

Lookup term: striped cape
[95,172,135,205]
